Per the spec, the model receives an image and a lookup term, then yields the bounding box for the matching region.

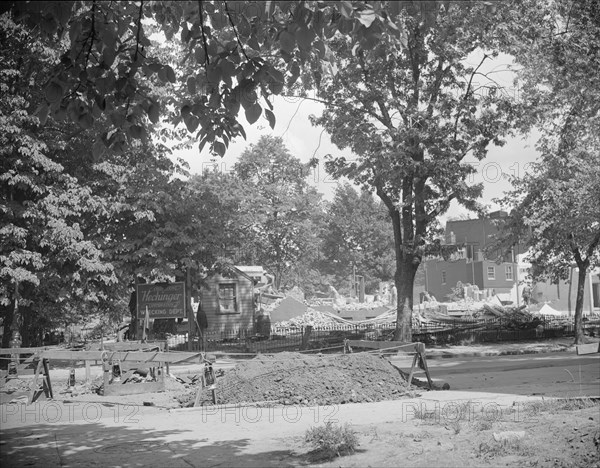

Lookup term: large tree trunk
[574,263,589,345]
[376,182,421,343]
[1,302,15,348]
[274,265,282,292]
[393,255,419,342]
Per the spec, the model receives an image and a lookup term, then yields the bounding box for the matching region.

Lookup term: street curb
[426,345,575,359]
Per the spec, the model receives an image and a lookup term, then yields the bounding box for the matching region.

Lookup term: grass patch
[523,397,598,416]
[305,421,359,460]
[478,437,533,459]
[470,418,494,431]
[413,400,476,426]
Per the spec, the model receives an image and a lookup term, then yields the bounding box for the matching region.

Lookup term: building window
[505,265,513,281]
[218,283,238,314]
[441,271,447,285]
[487,266,495,280]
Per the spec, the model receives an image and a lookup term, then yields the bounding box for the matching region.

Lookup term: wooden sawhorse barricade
[0,348,209,402]
[29,357,54,403]
[344,340,436,390]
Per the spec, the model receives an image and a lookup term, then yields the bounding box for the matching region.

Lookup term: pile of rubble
[272,308,340,328]
[335,300,388,311]
[476,303,533,320]
[181,352,415,407]
[262,298,283,314]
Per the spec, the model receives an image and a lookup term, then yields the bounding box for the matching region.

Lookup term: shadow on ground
[0,421,305,468]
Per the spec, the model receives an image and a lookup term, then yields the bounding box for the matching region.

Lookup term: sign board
[137,282,186,319]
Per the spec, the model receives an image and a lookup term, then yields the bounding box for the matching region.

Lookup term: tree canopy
[495,0,600,344]
[233,135,322,290]
[311,1,517,339]
[2,0,411,159]
[3,0,599,347]
[320,182,394,294]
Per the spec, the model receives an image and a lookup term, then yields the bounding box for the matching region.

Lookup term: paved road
[391,351,600,397]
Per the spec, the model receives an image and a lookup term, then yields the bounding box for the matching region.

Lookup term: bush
[304,421,359,459]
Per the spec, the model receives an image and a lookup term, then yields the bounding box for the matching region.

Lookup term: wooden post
[102,358,110,394]
[8,279,22,377]
[193,383,203,407]
[300,325,313,350]
[187,267,193,351]
[415,342,434,390]
[42,358,53,399]
[407,353,419,387]
[85,360,91,383]
[165,342,170,375]
[29,359,43,404]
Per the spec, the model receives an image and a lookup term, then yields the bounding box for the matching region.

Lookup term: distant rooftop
[235,265,266,273]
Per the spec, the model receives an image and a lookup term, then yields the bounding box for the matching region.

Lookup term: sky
[173,53,541,225]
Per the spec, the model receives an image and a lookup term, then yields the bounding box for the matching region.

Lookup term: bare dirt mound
[182,352,415,407]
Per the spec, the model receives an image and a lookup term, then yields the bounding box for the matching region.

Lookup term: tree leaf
[45,82,63,103]
[357,10,377,28]
[265,108,276,129]
[92,140,105,161]
[279,30,296,53]
[184,114,199,132]
[181,105,192,117]
[213,141,226,157]
[339,1,354,19]
[78,112,94,129]
[245,103,262,124]
[148,103,160,124]
[268,68,285,94]
[187,76,196,94]
[194,46,206,64]
[288,62,300,87]
[102,47,116,68]
[296,27,315,51]
[165,65,176,83]
[129,125,144,139]
[36,103,49,126]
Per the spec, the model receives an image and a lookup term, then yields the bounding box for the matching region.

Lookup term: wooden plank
[576,343,600,355]
[0,347,58,355]
[28,359,43,404]
[2,368,35,377]
[42,358,54,399]
[103,360,110,391]
[346,340,416,351]
[101,341,165,352]
[103,381,165,396]
[407,354,418,387]
[39,349,205,363]
[418,351,434,390]
[300,325,313,350]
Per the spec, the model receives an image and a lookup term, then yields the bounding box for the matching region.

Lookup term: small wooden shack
[199,266,256,334]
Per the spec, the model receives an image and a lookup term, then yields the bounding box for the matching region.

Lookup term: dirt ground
[1,395,598,467]
[1,345,599,467]
[293,400,600,468]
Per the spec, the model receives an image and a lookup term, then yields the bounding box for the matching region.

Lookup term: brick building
[422,211,599,315]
